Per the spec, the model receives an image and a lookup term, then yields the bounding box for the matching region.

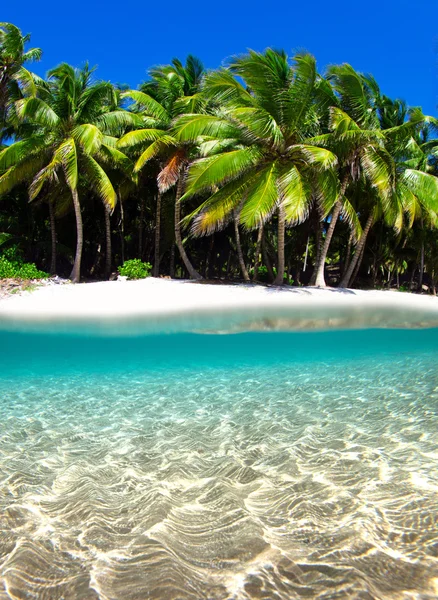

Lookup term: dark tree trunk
[274,204,286,285]
[431,268,437,296]
[169,243,175,278]
[234,209,250,281]
[253,224,264,282]
[138,195,145,259]
[119,197,125,265]
[340,213,374,288]
[69,188,83,283]
[153,192,162,277]
[343,232,353,280]
[409,265,416,291]
[262,233,275,282]
[225,250,232,279]
[104,205,111,280]
[418,220,425,292]
[49,200,57,275]
[349,242,366,287]
[205,234,214,279]
[175,169,202,280]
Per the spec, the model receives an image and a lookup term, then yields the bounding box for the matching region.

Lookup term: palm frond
[82,154,117,212]
[134,136,177,172]
[96,110,144,135]
[402,169,438,214]
[0,155,46,196]
[277,165,311,224]
[186,172,259,235]
[284,53,317,134]
[203,69,255,107]
[72,124,103,154]
[360,147,394,198]
[315,169,340,216]
[0,137,46,170]
[158,150,187,192]
[340,197,362,240]
[29,156,60,200]
[223,107,284,147]
[15,97,60,127]
[117,128,167,149]
[121,90,169,122]
[98,144,134,175]
[54,138,78,190]
[288,145,337,170]
[184,148,261,197]
[240,162,279,229]
[173,114,239,142]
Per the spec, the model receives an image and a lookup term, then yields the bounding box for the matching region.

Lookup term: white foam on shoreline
[0,278,437,335]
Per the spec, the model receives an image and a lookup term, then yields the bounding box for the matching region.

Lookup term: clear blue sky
[4,0,438,116]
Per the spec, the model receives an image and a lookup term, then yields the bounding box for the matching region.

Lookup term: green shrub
[248,265,294,284]
[118,259,152,280]
[0,255,49,280]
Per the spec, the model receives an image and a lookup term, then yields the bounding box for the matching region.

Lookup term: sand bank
[0,278,437,335]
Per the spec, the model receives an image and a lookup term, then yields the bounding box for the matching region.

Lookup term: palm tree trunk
[138,195,145,259]
[431,268,437,296]
[310,202,342,287]
[225,250,232,279]
[418,220,424,292]
[274,204,286,285]
[253,224,264,282]
[104,205,111,280]
[309,215,323,285]
[343,232,353,279]
[205,234,214,278]
[153,192,162,277]
[340,213,374,288]
[303,234,310,273]
[119,197,125,265]
[175,170,202,280]
[234,209,250,281]
[349,242,366,287]
[169,244,175,278]
[409,264,416,291]
[49,200,57,275]
[310,175,350,287]
[262,233,275,282]
[69,188,83,283]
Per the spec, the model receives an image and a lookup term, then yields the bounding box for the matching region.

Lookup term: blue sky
[4,0,438,116]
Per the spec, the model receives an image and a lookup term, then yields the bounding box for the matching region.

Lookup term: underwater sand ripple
[0,356,437,599]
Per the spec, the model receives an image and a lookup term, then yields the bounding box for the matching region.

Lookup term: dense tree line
[1,22,438,290]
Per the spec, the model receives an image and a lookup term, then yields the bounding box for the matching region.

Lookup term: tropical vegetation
[1,22,438,292]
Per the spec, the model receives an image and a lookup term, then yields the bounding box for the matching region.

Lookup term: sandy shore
[0,278,437,335]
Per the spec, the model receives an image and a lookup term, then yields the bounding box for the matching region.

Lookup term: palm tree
[0,63,132,281]
[308,66,413,287]
[0,22,42,140]
[338,88,438,288]
[173,50,338,285]
[117,56,206,280]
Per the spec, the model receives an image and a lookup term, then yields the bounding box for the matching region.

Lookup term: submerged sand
[0,278,437,335]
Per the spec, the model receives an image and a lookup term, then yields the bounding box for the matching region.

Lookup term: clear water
[0,329,437,599]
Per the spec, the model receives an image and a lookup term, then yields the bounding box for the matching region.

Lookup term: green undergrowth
[0,247,49,280]
[118,259,152,280]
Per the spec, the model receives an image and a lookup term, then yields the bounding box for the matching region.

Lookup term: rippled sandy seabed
[0,331,438,599]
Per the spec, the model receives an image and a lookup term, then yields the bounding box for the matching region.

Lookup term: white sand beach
[0,279,437,335]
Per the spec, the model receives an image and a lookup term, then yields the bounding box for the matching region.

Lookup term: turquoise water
[0,329,437,599]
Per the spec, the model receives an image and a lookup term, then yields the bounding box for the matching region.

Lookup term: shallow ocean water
[0,329,437,599]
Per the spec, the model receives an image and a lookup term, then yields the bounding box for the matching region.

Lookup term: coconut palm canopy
[0,22,437,292]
